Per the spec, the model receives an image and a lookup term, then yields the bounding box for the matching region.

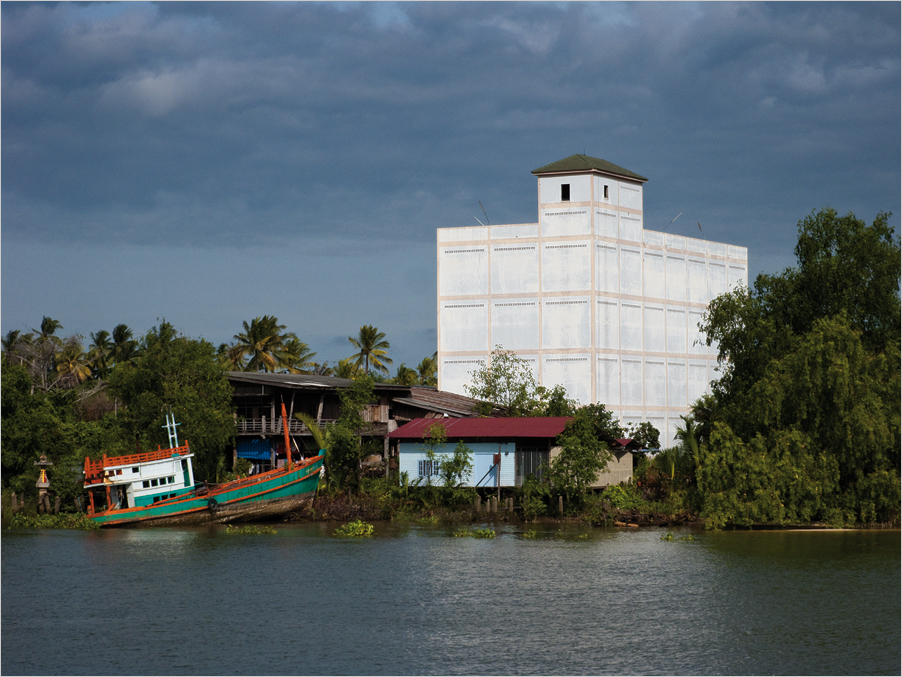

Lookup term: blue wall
[398,441,516,487]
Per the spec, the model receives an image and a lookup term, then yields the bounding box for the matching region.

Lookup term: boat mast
[163,412,180,449]
[282,402,292,472]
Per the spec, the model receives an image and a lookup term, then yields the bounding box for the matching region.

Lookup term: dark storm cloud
[5,1,897,254]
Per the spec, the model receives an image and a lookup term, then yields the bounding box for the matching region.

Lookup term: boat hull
[88,456,323,527]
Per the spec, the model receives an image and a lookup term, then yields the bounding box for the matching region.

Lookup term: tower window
[561,184,570,202]
[604,185,609,199]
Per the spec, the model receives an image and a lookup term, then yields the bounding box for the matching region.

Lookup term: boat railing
[235,417,336,435]
[84,443,191,484]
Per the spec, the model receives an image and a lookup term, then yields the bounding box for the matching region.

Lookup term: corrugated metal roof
[531,154,648,182]
[388,417,573,440]
[227,371,411,393]
[392,387,505,417]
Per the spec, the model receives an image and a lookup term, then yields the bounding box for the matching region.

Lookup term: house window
[561,184,570,202]
[418,460,440,478]
[603,185,609,199]
[132,467,139,474]
[143,480,150,489]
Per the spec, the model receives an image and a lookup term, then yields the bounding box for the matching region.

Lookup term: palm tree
[280,337,318,374]
[55,339,92,386]
[33,316,63,346]
[393,363,419,385]
[333,358,359,379]
[229,315,297,372]
[88,330,114,378]
[348,325,392,375]
[417,353,438,386]
[111,324,139,365]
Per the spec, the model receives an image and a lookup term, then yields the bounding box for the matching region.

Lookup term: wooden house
[227,372,500,472]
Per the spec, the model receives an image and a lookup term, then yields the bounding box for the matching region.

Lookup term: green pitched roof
[531,154,648,182]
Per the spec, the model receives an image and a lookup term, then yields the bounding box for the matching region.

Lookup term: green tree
[106,322,235,483]
[464,347,544,416]
[548,408,613,505]
[324,374,378,492]
[348,325,392,375]
[627,421,660,449]
[697,208,900,526]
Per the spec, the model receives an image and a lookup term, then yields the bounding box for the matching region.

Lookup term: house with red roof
[387,416,636,489]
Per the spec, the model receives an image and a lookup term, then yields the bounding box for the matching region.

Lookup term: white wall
[437,167,747,442]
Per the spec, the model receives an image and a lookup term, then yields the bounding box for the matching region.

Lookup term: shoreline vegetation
[3,208,900,532]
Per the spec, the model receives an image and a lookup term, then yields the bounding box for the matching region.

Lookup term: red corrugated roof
[388,417,573,440]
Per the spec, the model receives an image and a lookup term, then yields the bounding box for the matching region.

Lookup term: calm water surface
[2,523,899,675]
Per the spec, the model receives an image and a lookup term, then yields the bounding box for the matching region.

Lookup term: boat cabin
[83,444,195,514]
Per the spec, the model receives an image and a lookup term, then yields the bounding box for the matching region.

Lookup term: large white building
[436,154,748,443]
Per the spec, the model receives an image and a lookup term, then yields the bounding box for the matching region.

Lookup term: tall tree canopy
[106,322,235,482]
[697,208,900,526]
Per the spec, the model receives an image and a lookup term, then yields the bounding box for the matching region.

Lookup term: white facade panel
[619,182,643,210]
[688,310,707,355]
[688,259,707,303]
[666,307,687,353]
[621,359,642,406]
[643,252,665,299]
[542,242,591,292]
[490,223,538,239]
[596,209,618,238]
[666,255,687,301]
[438,226,487,243]
[492,300,539,350]
[543,355,591,405]
[597,244,619,292]
[620,247,642,295]
[667,359,687,407]
[597,300,619,350]
[597,357,620,406]
[491,244,539,294]
[644,359,666,407]
[440,358,485,395]
[543,298,591,349]
[620,303,642,351]
[541,209,591,237]
[440,302,488,352]
[440,246,488,296]
[729,265,747,289]
[708,262,728,300]
[620,213,642,241]
[688,362,708,403]
[595,176,618,205]
[643,305,665,353]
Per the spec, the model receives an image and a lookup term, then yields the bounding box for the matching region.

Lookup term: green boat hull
[88,456,324,527]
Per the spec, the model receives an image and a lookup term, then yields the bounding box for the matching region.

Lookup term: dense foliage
[465,347,576,416]
[697,208,900,526]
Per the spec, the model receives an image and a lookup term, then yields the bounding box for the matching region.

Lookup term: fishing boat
[83,405,324,527]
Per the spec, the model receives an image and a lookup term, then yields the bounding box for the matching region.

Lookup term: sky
[3,1,900,372]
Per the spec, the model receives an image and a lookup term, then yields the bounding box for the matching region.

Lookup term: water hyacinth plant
[334,519,374,537]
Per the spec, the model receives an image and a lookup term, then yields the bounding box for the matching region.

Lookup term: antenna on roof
[663,212,682,231]
[479,201,490,226]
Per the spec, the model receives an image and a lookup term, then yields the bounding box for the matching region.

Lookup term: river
[2,523,898,675]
